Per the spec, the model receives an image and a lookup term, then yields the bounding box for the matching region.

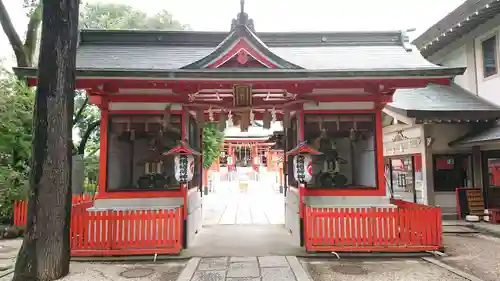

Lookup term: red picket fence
[13,194,95,227]
[305,203,442,252]
[389,198,425,209]
[13,196,183,256]
[70,206,183,256]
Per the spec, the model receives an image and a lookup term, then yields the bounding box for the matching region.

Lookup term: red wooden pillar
[97,99,109,196]
[278,164,283,187]
[375,108,385,195]
[252,144,258,171]
[203,168,209,188]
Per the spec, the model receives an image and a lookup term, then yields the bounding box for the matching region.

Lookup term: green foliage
[0,69,33,223]
[0,0,191,224]
[202,123,224,169]
[79,2,190,30]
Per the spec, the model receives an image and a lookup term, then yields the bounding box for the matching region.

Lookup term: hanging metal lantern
[262,109,271,129]
[271,134,284,151]
[163,104,172,131]
[218,111,227,131]
[240,111,250,132]
[283,109,291,128]
[196,109,205,127]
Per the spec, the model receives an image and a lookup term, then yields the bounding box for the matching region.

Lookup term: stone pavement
[177,256,311,281]
[203,181,284,225]
[0,261,187,281]
[440,233,500,281]
[301,258,468,281]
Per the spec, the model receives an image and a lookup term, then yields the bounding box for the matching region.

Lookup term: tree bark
[0,0,29,67]
[12,0,80,280]
[23,4,43,66]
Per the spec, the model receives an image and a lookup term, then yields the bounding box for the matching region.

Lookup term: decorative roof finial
[231,0,255,31]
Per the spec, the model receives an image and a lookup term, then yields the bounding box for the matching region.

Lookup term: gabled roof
[181,24,302,69]
[449,121,500,147]
[385,83,500,121]
[413,0,500,57]
[14,5,465,80]
[68,29,441,72]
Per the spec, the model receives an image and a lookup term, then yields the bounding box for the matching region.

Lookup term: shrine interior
[300,114,377,189]
[106,114,201,191]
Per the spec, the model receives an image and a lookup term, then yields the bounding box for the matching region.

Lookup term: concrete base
[304,195,394,208]
[183,225,305,257]
[92,197,183,210]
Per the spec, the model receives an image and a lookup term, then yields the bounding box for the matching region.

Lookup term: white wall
[353,135,376,187]
[427,12,500,105]
[382,123,474,209]
[425,124,474,213]
[383,125,427,204]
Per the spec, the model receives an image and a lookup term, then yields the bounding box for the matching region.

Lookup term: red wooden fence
[70,206,183,256]
[14,194,94,227]
[13,196,183,256]
[305,203,442,252]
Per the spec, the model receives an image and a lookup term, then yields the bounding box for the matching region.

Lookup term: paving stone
[261,267,296,281]
[198,257,228,271]
[226,278,260,281]
[230,257,257,263]
[191,270,226,281]
[258,256,289,267]
[119,267,156,278]
[227,262,260,278]
[0,263,12,271]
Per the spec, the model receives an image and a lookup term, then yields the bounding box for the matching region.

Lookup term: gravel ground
[441,233,500,281]
[300,258,466,281]
[0,261,186,281]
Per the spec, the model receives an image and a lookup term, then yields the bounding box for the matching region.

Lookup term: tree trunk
[12,1,80,280]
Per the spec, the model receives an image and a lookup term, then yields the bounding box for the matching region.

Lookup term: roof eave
[413,0,500,56]
[13,66,466,80]
[407,110,500,122]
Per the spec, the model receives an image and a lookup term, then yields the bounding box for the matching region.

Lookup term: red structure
[13,3,458,255]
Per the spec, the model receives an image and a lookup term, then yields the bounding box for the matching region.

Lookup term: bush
[0,70,33,224]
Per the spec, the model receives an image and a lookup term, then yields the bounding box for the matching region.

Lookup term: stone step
[176,256,312,281]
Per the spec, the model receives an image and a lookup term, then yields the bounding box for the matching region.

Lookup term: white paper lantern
[293,154,313,183]
[174,155,195,182]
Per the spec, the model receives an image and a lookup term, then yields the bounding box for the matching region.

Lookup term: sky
[0,0,466,69]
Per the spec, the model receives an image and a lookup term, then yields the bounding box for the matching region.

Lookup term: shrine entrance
[15,0,457,257]
[202,122,286,227]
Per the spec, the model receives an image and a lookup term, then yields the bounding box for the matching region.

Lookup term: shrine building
[13,2,460,256]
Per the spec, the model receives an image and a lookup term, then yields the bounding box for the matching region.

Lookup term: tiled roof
[386,83,500,121]
[74,29,435,71]
[75,44,435,71]
[413,0,500,57]
[450,121,500,146]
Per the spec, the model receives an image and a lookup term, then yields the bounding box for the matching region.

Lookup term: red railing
[305,203,442,252]
[14,194,95,227]
[390,198,427,209]
[13,196,183,256]
[70,206,183,256]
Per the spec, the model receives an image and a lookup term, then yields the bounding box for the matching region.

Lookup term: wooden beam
[382,107,416,126]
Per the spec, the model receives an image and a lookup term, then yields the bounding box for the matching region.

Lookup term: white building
[383,0,500,218]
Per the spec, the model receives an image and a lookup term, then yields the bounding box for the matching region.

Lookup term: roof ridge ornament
[231,0,255,31]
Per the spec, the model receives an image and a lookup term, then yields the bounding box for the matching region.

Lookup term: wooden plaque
[233,84,253,107]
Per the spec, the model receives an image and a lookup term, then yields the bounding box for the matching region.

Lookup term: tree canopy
[0,0,191,221]
[80,2,190,30]
[203,123,224,169]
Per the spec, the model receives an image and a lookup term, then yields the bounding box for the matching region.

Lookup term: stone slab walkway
[177,256,311,281]
[203,181,284,226]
